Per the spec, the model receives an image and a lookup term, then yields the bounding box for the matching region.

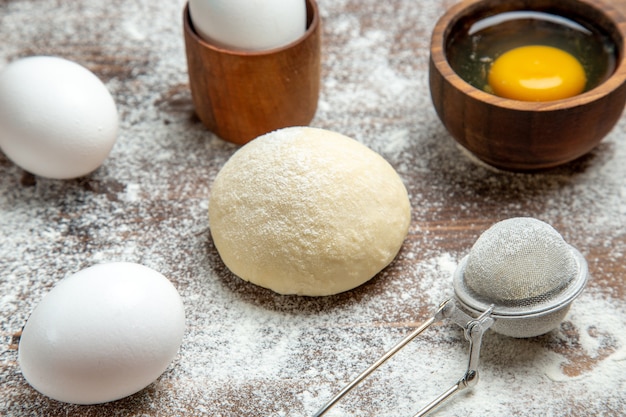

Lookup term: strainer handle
[313,300,494,417]
[412,304,493,417]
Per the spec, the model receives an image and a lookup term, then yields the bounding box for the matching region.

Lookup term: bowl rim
[183,0,320,57]
[430,0,626,111]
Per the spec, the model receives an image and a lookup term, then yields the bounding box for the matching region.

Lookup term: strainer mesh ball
[462,218,578,310]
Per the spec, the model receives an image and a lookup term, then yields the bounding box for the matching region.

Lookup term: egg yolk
[488,45,587,101]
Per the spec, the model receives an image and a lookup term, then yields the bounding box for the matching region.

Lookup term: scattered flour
[1,0,625,416]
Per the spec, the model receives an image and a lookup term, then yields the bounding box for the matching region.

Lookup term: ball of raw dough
[208,127,411,296]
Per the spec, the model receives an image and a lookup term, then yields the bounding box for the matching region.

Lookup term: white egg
[189,0,307,51]
[0,56,119,179]
[18,262,185,405]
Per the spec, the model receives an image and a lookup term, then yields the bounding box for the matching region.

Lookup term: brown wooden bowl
[183,0,321,145]
[429,0,626,171]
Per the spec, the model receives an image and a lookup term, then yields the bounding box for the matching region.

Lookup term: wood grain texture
[183,0,321,145]
[0,0,625,416]
[429,0,626,171]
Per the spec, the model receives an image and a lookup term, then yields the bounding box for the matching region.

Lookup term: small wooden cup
[183,0,321,145]
[429,0,626,171]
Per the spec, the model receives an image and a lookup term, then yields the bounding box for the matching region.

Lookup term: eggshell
[189,0,306,51]
[18,262,185,405]
[0,56,119,179]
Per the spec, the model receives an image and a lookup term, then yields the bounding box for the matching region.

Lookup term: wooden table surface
[1,1,625,416]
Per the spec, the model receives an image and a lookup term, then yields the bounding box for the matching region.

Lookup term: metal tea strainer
[314,217,588,417]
